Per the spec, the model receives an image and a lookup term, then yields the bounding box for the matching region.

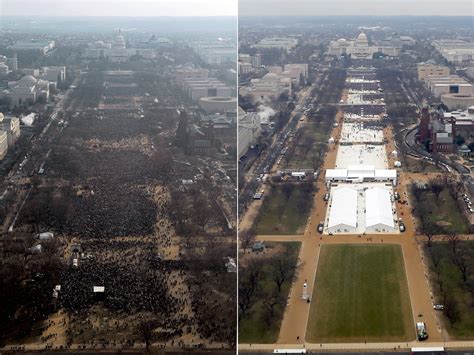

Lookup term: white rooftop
[366,187,395,230]
[324,183,398,235]
[327,187,358,231]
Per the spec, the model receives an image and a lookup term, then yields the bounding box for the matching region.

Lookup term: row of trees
[238,251,300,328]
[426,238,474,328]
[411,175,471,236]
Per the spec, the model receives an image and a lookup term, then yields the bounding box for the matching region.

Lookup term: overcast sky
[240,0,474,16]
[0,0,236,16]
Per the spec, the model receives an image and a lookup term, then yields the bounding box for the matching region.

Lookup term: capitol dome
[18,75,37,87]
[113,34,126,49]
[356,32,369,46]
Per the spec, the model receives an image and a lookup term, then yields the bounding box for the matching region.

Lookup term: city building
[0,113,20,147]
[6,55,18,71]
[20,67,66,88]
[4,75,49,107]
[40,66,66,88]
[441,93,474,110]
[182,78,232,101]
[192,41,236,65]
[175,68,209,87]
[424,74,473,97]
[0,129,8,160]
[328,32,400,59]
[239,73,291,103]
[84,33,155,61]
[283,63,309,81]
[199,96,238,114]
[7,40,55,55]
[0,63,9,76]
[238,109,261,158]
[239,61,252,75]
[432,39,474,63]
[418,107,455,153]
[443,106,474,141]
[239,64,301,104]
[252,37,298,52]
[176,68,232,101]
[239,53,261,69]
[417,61,450,81]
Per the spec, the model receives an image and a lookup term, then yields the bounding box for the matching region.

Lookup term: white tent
[365,187,395,232]
[327,187,358,234]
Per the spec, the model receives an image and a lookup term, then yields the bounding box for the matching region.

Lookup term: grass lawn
[287,122,330,169]
[426,241,474,339]
[239,242,301,343]
[256,183,314,235]
[415,188,470,235]
[306,244,414,343]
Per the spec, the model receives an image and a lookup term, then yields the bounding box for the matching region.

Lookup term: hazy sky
[240,0,474,16]
[0,0,236,16]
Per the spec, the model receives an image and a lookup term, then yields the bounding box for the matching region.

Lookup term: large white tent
[327,187,358,234]
[365,187,395,232]
[325,166,397,185]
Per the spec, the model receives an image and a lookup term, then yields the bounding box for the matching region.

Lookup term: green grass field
[256,183,314,235]
[426,241,474,339]
[239,242,301,343]
[306,244,414,343]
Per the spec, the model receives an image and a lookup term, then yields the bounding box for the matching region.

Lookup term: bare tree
[419,158,428,172]
[262,290,285,327]
[301,135,316,160]
[429,176,444,202]
[136,319,158,349]
[451,250,470,283]
[281,183,294,203]
[270,255,300,293]
[238,260,264,319]
[239,229,256,254]
[447,234,460,254]
[444,295,460,327]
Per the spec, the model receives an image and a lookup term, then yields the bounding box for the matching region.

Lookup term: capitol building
[84,33,155,62]
[328,32,400,59]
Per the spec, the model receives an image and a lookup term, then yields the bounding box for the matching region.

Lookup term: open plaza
[335,144,388,169]
[340,122,385,144]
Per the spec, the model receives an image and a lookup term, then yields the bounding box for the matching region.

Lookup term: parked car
[416,322,428,341]
[323,193,330,201]
[317,222,324,233]
[399,223,406,232]
[433,304,444,310]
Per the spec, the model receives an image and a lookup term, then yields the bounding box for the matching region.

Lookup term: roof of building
[328,187,358,229]
[17,75,37,87]
[366,187,394,229]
